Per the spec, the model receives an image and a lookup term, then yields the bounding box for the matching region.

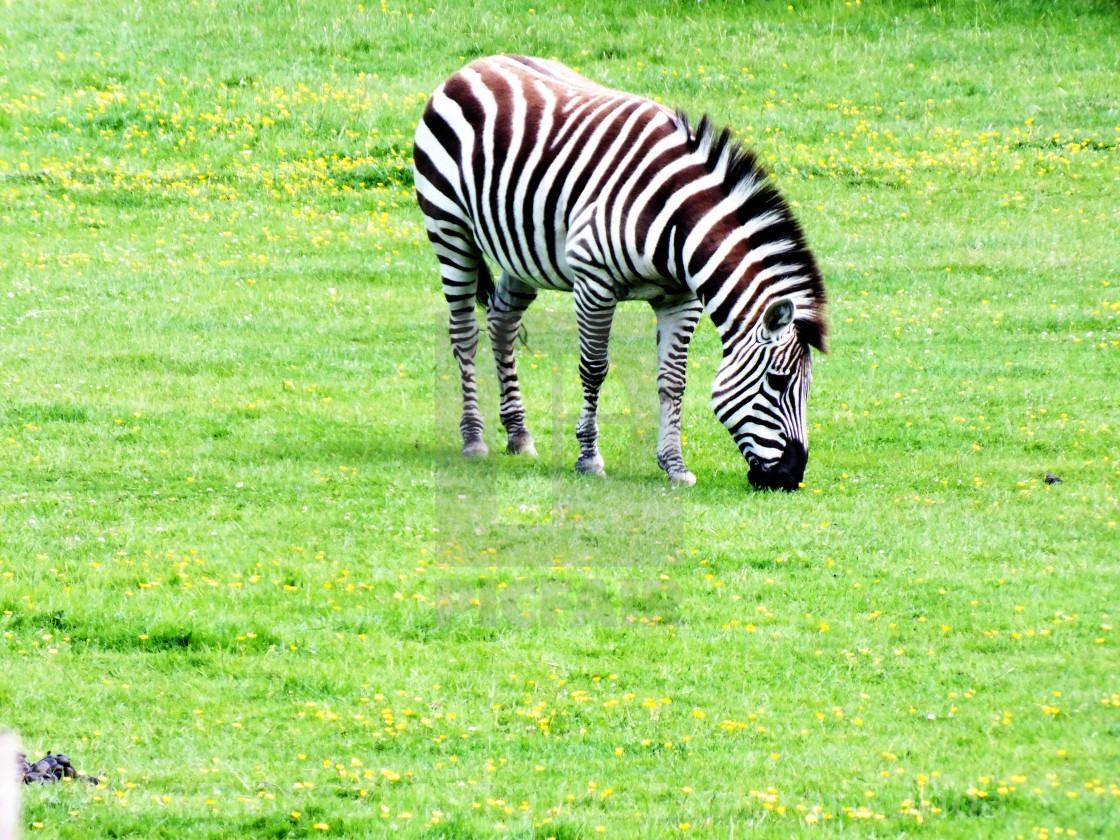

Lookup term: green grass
[2,0,1118,837]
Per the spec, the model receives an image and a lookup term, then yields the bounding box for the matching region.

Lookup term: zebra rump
[415,55,828,490]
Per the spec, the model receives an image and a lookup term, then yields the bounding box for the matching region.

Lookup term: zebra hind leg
[449,300,488,458]
[572,282,617,477]
[418,184,492,459]
[652,295,703,486]
[488,272,539,456]
[441,255,494,459]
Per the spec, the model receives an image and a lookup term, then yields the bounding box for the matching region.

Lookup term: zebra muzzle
[747,440,807,492]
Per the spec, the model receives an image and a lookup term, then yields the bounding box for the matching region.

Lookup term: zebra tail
[472,262,531,350]
[474,260,495,311]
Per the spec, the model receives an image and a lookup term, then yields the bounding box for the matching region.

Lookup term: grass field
[2,0,1118,837]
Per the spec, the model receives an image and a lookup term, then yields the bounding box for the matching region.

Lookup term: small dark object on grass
[18,752,97,785]
[1045,473,1062,485]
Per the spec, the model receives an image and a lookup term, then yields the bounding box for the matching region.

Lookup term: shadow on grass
[1,609,280,655]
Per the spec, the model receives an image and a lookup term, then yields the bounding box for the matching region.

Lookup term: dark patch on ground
[19,752,98,785]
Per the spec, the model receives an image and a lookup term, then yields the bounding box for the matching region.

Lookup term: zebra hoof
[575,454,605,477]
[507,436,538,457]
[668,470,696,487]
[461,440,489,459]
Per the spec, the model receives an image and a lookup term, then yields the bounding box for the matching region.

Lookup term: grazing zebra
[414,55,828,491]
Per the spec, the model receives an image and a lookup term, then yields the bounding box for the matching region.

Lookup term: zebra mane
[673,111,829,353]
[675,111,763,192]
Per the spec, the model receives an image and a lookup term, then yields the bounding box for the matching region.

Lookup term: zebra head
[711,297,820,492]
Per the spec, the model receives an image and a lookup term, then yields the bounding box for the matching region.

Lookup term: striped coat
[415,55,827,490]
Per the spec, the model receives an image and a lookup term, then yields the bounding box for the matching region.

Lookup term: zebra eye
[767,372,791,392]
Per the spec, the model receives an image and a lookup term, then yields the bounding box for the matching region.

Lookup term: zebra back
[414,54,827,352]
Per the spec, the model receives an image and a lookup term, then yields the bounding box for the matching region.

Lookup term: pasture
[1,0,1118,837]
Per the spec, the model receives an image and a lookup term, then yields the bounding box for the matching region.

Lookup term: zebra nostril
[778,440,807,477]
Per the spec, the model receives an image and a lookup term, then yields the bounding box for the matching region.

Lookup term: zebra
[413,55,828,491]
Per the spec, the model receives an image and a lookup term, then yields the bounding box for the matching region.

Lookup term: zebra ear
[762,299,795,335]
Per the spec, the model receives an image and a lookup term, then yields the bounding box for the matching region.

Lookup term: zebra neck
[667,227,742,343]
[644,222,739,341]
[677,212,808,349]
[642,169,814,350]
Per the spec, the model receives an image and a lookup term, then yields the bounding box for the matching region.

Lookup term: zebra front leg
[573,282,617,477]
[488,272,539,456]
[652,295,703,486]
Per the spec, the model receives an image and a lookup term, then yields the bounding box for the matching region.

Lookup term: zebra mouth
[746,441,807,492]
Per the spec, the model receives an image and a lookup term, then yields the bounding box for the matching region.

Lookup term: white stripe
[666,225,679,278]
[568,100,656,232]
[492,67,531,279]
[643,170,724,277]
[461,68,502,264]
[633,150,703,261]
[681,179,764,274]
[414,170,467,220]
[439,264,479,285]
[689,209,783,289]
[606,114,669,268]
[532,95,610,282]
[515,80,556,277]
[426,86,477,204]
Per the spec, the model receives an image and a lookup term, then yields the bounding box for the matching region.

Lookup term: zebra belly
[483,252,575,293]
[472,224,576,292]
[484,251,680,301]
[481,237,682,301]
[621,280,682,301]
